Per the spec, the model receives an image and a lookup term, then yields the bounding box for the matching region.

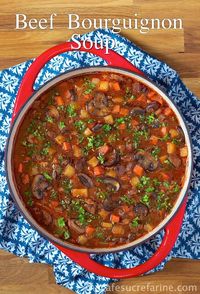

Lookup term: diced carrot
[122,205,130,213]
[110,214,120,223]
[93,166,104,176]
[121,175,129,181]
[164,107,173,116]
[118,123,126,130]
[112,81,121,91]
[18,163,23,173]
[82,94,91,101]
[55,95,64,106]
[63,142,71,152]
[51,201,59,208]
[119,108,129,116]
[155,108,162,116]
[131,119,139,126]
[133,164,144,177]
[112,104,121,114]
[22,174,29,184]
[98,144,109,155]
[85,225,95,236]
[137,94,146,104]
[159,155,167,164]
[147,91,156,98]
[161,172,170,180]
[150,95,163,105]
[161,126,168,136]
[150,135,158,145]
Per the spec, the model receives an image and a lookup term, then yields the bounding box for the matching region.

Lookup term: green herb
[164,159,172,166]
[97,154,105,164]
[57,217,66,228]
[86,118,95,124]
[172,138,181,145]
[59,121,66,130]
[157,192,171,210]
[120,195,134,205]
[50,190,58,199]
[63,230,70,240]
[86,135,104,150]
[172,182,180,193]
[41,142,51,156]
[141,194,150,205]
[84,78,96,94]
[146,113,155,125]
[96,189,108,200]
[163,181,170,188]
[131,217,139,227]
[78,134,85,144]
[62,179,73,194]
[74,120,86,132]
[108,132,120,142]
[46,116,53,123]
[151,147,161,158]
[43,172,52,181]
[66,104,77,117]
[58,155,64,164]
[71,200,86,225]
[133,129,149,148]
[95,228,104,239]
[160,134,170,142]
[32,129,44,140]
[152,178,161,186]
[115,117,126,125]
[125,87,135,100]
[138,176,151,188]
[145,186,155,193]
[27,198,33,207]
[102,124,112,132]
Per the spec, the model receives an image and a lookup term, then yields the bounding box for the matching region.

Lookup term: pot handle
[13,41,141,118]
[55,198,186,279]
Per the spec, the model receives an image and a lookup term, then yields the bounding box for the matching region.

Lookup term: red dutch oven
[5,42,193,279]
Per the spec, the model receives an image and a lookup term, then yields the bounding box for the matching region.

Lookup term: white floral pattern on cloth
[0,29,199,294]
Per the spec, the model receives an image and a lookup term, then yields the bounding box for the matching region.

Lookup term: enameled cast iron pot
[5,42,193,278]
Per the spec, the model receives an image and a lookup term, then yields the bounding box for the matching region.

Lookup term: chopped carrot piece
[110,214,120,223]
[150,135,158,145]
[159,155,167,164]
[22,174,29,184]
[55,96,64,106]
[112,82,120,91]
[133,164,144,177]
[112,104,121,114]
[63,142,71,152]
[147,91,156,98]
[131,119,139,126]
[150,95,163,105]
[119,108,129,116]
[93,166,104,176]
[85,225,95,235]
[161,172,170,180]
[51,201,59,208]
[18,163,23,173]
[137,94,146,104]
[161,126,168,136]
[82,94,91,101]
[118,123,126,130]
[164,107,173,116]
[98,145,109,155]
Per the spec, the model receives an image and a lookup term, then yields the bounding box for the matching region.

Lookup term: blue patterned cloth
[0,29,199,293]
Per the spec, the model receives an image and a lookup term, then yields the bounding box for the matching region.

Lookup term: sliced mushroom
[86,92,111,117]
[92,123,103,132]
[168,154,181,168]
[132,82,141,95]
[84,203,96,214]
[103,149,120,167]
[69,88,78,101]
[78,173,93,188]
[75,158,86,172]
[47,105,59,119]
[100,176,120,192]
[133,203,149,219]
[130,107,145,117]
[68,219,85,234]
[177,126,185,143]
[134,150,159,171]
[146,101,160,113]
[115,164,126,176]
[32,175,49,199]
[103,198,119,211]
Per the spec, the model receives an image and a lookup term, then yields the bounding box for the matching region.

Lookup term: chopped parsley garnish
[86,135,104,150]
[151,147,161,158]
[74,120,86,132]
[141,194,150,205]
[133,129,149,148]
[46,116,53,123]
[62,179,73,194]
[57,217,66,228]
[96,189,108,199]
[160,134,170,142]
[102,124,112,132]
[66,104,77,117]
[84,78,96,94]
[97,153,105,164]
[120,195,134,205]
[157,192,171,211]
[50,190,58,199]
[131,217,139,227]
[63,230,70,240]
[43,172,52,181]
[41,142,51,156]
[59,121,66,130]
[108,132,120,142]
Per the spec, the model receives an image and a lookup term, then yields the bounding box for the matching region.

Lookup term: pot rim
[5,66,193,254]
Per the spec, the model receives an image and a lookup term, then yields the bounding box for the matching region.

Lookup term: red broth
[13,72,188,248]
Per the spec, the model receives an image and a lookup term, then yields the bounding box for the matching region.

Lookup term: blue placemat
[0,29,199,293]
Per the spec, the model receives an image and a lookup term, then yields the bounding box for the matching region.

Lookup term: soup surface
[13,72,188,248]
